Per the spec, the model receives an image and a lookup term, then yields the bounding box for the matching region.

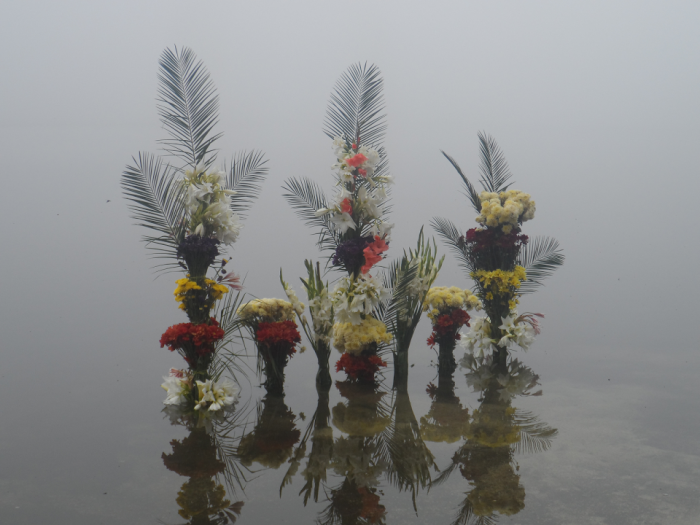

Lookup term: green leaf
[517,236,565,294]
[477,131,513,194]
[157,46,222,168]
[441,150,482,214]
[431,217,475,280]
[225,150,268,220]
[121,152,186,273]
[323,62,387,147]
[282,177,340,253]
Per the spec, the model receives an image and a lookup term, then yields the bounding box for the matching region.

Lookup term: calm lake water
[2,298,698,525]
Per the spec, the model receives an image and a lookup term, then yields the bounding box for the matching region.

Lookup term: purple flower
[332,236,374,274]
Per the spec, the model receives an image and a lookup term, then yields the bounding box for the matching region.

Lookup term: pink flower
[341,198,353,214]
[346,153,368,168]
[357,168,367,177]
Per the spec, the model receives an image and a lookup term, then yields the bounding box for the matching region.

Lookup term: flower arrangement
[280,262,335,389]
[422,286,481,374]
[237,298,301,394]
[333,318,391,383]
[283,63,395,384]
[433,133,564,361]
[121,47,267,407]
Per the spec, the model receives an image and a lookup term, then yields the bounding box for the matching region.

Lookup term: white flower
[498,311,538,351]
[195,378,239,412]
[330,212,357,234]
[332,136,347,157]
[331,274,389,325]
[283,283,305,316]
[459,317,494,359]
[161,375,189,405]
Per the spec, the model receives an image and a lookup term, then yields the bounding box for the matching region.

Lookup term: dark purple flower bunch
[177,235,221,276]
[332,236,374,275]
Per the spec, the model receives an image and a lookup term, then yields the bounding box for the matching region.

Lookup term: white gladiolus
[459,317,494,359]
[195,378,239,412]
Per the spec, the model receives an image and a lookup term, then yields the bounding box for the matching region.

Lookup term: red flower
[427,308,471,348]
[159,318,224,356]
[340,198,353,214]
[346,153,368,167]
[336,353,387,382]
[361,236,389,274]
[357,168,367,177]
[256,320,301,357]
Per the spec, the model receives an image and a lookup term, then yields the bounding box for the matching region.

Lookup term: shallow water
[2,311,698,525]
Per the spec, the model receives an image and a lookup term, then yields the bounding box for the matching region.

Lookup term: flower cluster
[497,311,543,351]
[426,309,471,349]
[161,369,193,406]
[182,163,241,245]
[476,190,535,233]
[174,277,229,320]
[333,317,393,355]
[160,318,225,356]
[237,298,295,324]
[256,320,301,357]
[176,235,221,276]
[423,287,481,321]
[332,235,389,276]
[331,274,390,325]
[315,137,394,238]
[194,378,239,412]
[335,353,387,382]
[459,317,495,359]
[472,267,526,310]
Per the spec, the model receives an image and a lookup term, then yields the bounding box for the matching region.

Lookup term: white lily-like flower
[315,207,331,217]
[330,212,357,234]
[161,374,189,405]
[459,317,494,359]
[195,378,239,412]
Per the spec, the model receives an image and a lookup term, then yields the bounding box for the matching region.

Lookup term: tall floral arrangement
[121,47,267,407]
[280,261,335,389]
[284,64,394,384]
[375,229,444,387]
[433,133,564,362]
[237,298,302,395]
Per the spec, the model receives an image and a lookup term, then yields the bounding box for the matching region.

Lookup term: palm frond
[157,46,222,168]
[283,177,340,252]
[477,131,513,194]
[512,409,558,455]
[517,236,564,294]
[323,63,387,147]
[225,150,268,220]
[431,217,475,279]
[450,496,498,525]
[121,152,187,272]
[441,151,482,214]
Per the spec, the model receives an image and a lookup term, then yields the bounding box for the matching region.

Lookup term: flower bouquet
[121,47,267,407]
[433,133,563,362]
[423,286,481,375]
[284,63,395,385]
[237,298,301,395]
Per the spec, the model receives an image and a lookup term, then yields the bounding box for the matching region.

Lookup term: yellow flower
[333,316,392,355]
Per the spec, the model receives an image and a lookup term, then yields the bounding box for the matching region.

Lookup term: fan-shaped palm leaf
[121,152,186,272]
[477,131,513,194]
[323,63,387,147]
[431,217,475,279]
[157,46,222,168]
[283,177,340,252]
[517,236,564,294]
[225,150,268,220]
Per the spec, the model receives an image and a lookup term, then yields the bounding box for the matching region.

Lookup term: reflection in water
[433,355,557,524]
[238,394,301,469]
[159,358,556,524]
[161,408,247,524]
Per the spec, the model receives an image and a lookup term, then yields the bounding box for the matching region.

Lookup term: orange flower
[341,198,353,214]
[361,236,389,274]
[346,153,368,167]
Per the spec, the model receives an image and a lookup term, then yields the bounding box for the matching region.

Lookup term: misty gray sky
[1,0,699,373]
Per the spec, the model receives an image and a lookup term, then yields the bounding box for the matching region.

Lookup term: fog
[1,1,699,523]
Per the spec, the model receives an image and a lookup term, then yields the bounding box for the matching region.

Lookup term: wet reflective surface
[4,307,698,525]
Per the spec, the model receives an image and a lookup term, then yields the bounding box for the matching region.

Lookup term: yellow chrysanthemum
[423,287,482,319]
[237,298,294,323]
[333,316,393,355]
